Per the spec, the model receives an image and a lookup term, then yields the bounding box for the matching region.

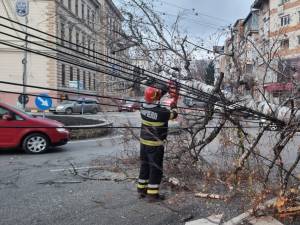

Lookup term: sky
[114,0,253,57]
[152,0,254,44]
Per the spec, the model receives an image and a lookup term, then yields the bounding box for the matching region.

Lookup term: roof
[90,0,101,8]
[252,0,267,8]
[233,19,244,28]
[105,0,124,21]
[243,10,258,25]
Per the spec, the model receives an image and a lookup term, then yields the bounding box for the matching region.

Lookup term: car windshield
[10,105,33,118]
[61,100,73,104]
[125,99,136,104]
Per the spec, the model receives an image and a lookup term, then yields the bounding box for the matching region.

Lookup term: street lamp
[15,0,29,110]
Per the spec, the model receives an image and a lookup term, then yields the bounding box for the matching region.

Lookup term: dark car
[118,99,140,112]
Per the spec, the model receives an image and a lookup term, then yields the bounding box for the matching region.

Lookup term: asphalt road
[1,111,300,225]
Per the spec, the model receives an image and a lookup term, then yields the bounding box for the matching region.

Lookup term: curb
[66,122,113,140]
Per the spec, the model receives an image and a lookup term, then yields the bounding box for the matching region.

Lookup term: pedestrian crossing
[185,215,284,225]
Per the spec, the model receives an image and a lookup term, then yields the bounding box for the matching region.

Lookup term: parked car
[52,98,99,115]
[118,99,140,112]
[0,102,70,154]
[259,118,281,131]
[183,97,207,108]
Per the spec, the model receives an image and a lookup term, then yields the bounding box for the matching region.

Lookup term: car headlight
[56,106,65,110]
[56,128,67,132]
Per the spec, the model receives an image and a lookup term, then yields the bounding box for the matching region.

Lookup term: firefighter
[137,82,179,202]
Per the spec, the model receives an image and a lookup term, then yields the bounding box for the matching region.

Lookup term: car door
[0,106,22,148]
[74,101,82,113]
[84,100,93,112]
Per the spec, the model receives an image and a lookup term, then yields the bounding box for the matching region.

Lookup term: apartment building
[0,0,128,109]
[100,0,132,96]
[218,0,300,104]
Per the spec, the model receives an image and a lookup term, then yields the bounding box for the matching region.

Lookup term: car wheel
[92,108,98,114]
[65,108,73,115]
[22,133,49,154]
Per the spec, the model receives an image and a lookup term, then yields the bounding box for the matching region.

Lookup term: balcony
[263,82,293,92]
[243,11,259,36]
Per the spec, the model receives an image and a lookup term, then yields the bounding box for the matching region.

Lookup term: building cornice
[105,0,124,21]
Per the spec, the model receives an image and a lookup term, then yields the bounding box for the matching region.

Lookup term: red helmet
[144,87,161,103]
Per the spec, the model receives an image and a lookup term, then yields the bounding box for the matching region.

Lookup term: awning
[263,82,294,92]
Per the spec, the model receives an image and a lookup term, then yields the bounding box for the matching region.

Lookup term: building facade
[0,0,128,109]
[218,0,300,104]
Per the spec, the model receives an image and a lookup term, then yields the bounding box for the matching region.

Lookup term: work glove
[154,83,168,96]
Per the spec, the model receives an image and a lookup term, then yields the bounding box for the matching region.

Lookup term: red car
[118,99,140,112]
[0,102,70,154]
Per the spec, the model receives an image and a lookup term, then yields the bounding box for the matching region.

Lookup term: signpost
[35,94,52,118]
[16,0,29,110]
[18,94,29,105]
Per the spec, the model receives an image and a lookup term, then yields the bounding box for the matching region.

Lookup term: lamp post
[16,0,29,110]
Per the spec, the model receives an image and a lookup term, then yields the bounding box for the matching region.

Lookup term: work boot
[146,194,166,203]
[137,188,147,199]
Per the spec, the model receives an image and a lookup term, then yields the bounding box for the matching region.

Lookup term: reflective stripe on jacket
[140,103,178,146]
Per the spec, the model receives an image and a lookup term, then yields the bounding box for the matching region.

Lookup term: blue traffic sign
[15,0,29,17]
[35,94,52,111]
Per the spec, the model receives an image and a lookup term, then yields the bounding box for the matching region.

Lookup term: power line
[154,10,228,30]
[0,36,225,111]
[0,15,229,108]
[0,84,265,122]
[0,20,224,107]
[0,16,284,123]
[0,37,266,122]
[0,30,272,123]
[0,16,222,104]
[157,0,232,23]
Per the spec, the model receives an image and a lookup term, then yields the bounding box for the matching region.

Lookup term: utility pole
[22,16,28,110]
[15,0,29,110]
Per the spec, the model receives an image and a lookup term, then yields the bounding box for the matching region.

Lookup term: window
[0,107,9,120]
[82,35,86,53]
[92,42,96,59]
[88,72,91,90]
[93,74,96,90]
[77,68,80,82]
[298,36,300,45]
[280,38,289,49]
[281,0,289,4]
[68,0,71,10]
[83,71,86,89]
[280,15,290,26]
[91,12,95,29]
[82,3,85,21]
[69,26,73,48]
[61,22,65,45]
[75,0,78,15]
[88,39,91,56]
[76,31,79,51]
[245,64,253,73]
[62,64,66,86]
[70,66,73,81]
[87,8,90,26]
